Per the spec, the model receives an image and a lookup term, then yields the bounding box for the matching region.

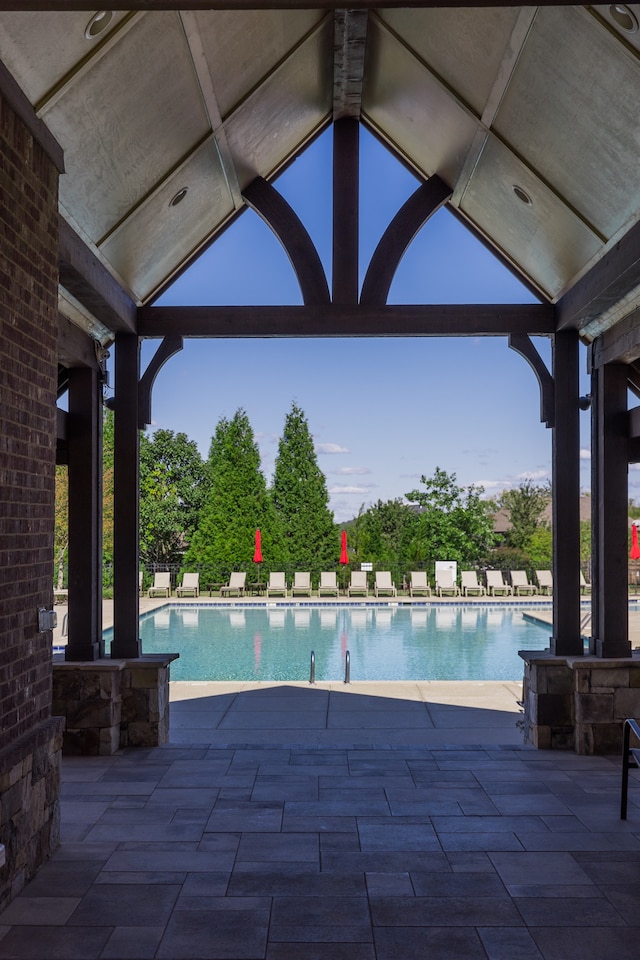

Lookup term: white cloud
[316,442,350,455]
[580,449,591,460]
[329,484,373,495]
[474,479,512,491]
[516,469,549,481]
[333,466,371,476]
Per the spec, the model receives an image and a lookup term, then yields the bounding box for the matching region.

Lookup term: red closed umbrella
[253,528,263,563]
[631,523,640,560]
[339,530,349,565]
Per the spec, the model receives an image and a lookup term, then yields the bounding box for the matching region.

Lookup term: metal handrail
[344,650,350,684]
[621,718,640,819]
[309,650,315,685]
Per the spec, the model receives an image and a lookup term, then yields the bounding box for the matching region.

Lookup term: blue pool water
[126,604,552,682]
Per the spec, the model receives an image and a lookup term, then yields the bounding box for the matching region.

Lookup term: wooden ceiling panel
[224,20,333,190]
[493,6,640,241]
[191,8,326,120]
[99,139,234,302]
[363,17,479,187]
[0,9,130,103]
[378,7,521,117]
[45,12,210,241]
[461,134,602,299]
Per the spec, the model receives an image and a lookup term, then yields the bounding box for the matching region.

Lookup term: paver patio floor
[1,684,639,959]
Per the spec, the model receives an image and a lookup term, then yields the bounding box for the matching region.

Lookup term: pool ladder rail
[309,650,351,684]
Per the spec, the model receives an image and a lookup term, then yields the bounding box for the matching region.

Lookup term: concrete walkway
[1,683,639,959]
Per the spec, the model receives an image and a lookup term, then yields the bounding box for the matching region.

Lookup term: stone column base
[521,650,640,754]
[0,718,65,912]
[52,654,178,756]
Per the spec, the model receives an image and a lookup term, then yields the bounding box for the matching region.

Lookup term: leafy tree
[103,409,114,563]
[357,499,418,573]
[54,465,69,588]
[499,480,550,551]
[271,403,336,572]
[185,409,284,578]
[405,467,495,575]
[139,429,208,564]
[522,528,551,571]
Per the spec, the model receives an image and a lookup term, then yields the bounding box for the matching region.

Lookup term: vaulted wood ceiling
[3,3,640,347]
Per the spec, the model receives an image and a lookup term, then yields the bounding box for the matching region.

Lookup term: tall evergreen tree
[272,402,336,572]
[185,409,284,578]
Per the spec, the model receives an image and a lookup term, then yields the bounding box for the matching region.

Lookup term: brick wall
[0,91,59,750]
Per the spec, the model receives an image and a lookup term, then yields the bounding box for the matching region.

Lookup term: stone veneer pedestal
[520,650,640,754]
[52,654,178,756]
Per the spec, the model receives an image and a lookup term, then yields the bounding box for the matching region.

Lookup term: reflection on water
[133,604,551,682]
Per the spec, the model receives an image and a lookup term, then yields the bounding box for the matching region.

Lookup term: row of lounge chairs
[145,568,584,599]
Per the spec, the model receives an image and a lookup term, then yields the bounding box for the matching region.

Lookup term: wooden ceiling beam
[0,2,583,10]
[138,302,555,338]
[59,218,137,336]
[333,9,368,121]
[591,306,640,368]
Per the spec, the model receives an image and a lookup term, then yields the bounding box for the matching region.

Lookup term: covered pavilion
[2,0,640,906]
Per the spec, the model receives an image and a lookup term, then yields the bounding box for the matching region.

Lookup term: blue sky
[145,126,596,522]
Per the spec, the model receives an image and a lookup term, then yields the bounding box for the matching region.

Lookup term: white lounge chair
[348,571,368,597]
[510,571,536,596]
[486,570,512,596]
[318,571,338,597]
[536,570,553,595]
[409,571,431,597]
[291,572,311,596]
[580,571,591,594]
[461,571,485,596]
[435,569,460,596]
[266,572,287,597]
[148,572,171,597]
[374,571,397,597]
[176,572,200,597]
[221,571,246,597]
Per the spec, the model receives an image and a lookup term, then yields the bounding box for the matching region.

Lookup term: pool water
[129,604,552,682]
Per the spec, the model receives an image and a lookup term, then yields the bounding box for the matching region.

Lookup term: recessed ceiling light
[609,4,638,32]
[169,188,188,208]
[84,11,113,40]
[512,184,532,206]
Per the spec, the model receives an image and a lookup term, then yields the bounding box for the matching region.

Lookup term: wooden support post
[550,330,582,655]
[332,117,359,304]
[112,333,141,659]
[592,362,631,657]
[65,366,103,661]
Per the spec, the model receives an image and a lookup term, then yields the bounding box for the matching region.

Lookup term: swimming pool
[126,604,552,682]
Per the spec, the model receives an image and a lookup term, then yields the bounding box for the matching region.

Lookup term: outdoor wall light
[609,4,639,32]
[512,184,532,206]
[84,11,114,40]
[578,394,592,411]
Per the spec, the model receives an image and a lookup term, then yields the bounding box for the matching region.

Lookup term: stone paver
[2,686,640,959]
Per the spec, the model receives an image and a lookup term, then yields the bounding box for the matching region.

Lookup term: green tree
[139,429,208,564]
[103,409,114,563]
[185,409,284,578]
[271,403,336,572]
[357,499,418,572]
[54,465,69,588]
[524,527,552,571]
[405,467,495,575]
[499,480,550,551]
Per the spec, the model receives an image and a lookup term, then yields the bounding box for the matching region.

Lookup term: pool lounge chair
[461,571,485,596]
[221,571,246,597]
[266,572,288,597]
[291,572,311,596]
[148,572,171,597]
[435,569,460,596]
[318,571,338,597]
[176,572,200,597]
[536,570,553,595]
[374,571,397,597]
[348,571,368,597]
[580,571,591,594]
[409,571,431,597]
[510,571,536,596]
[486,570,512,596]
